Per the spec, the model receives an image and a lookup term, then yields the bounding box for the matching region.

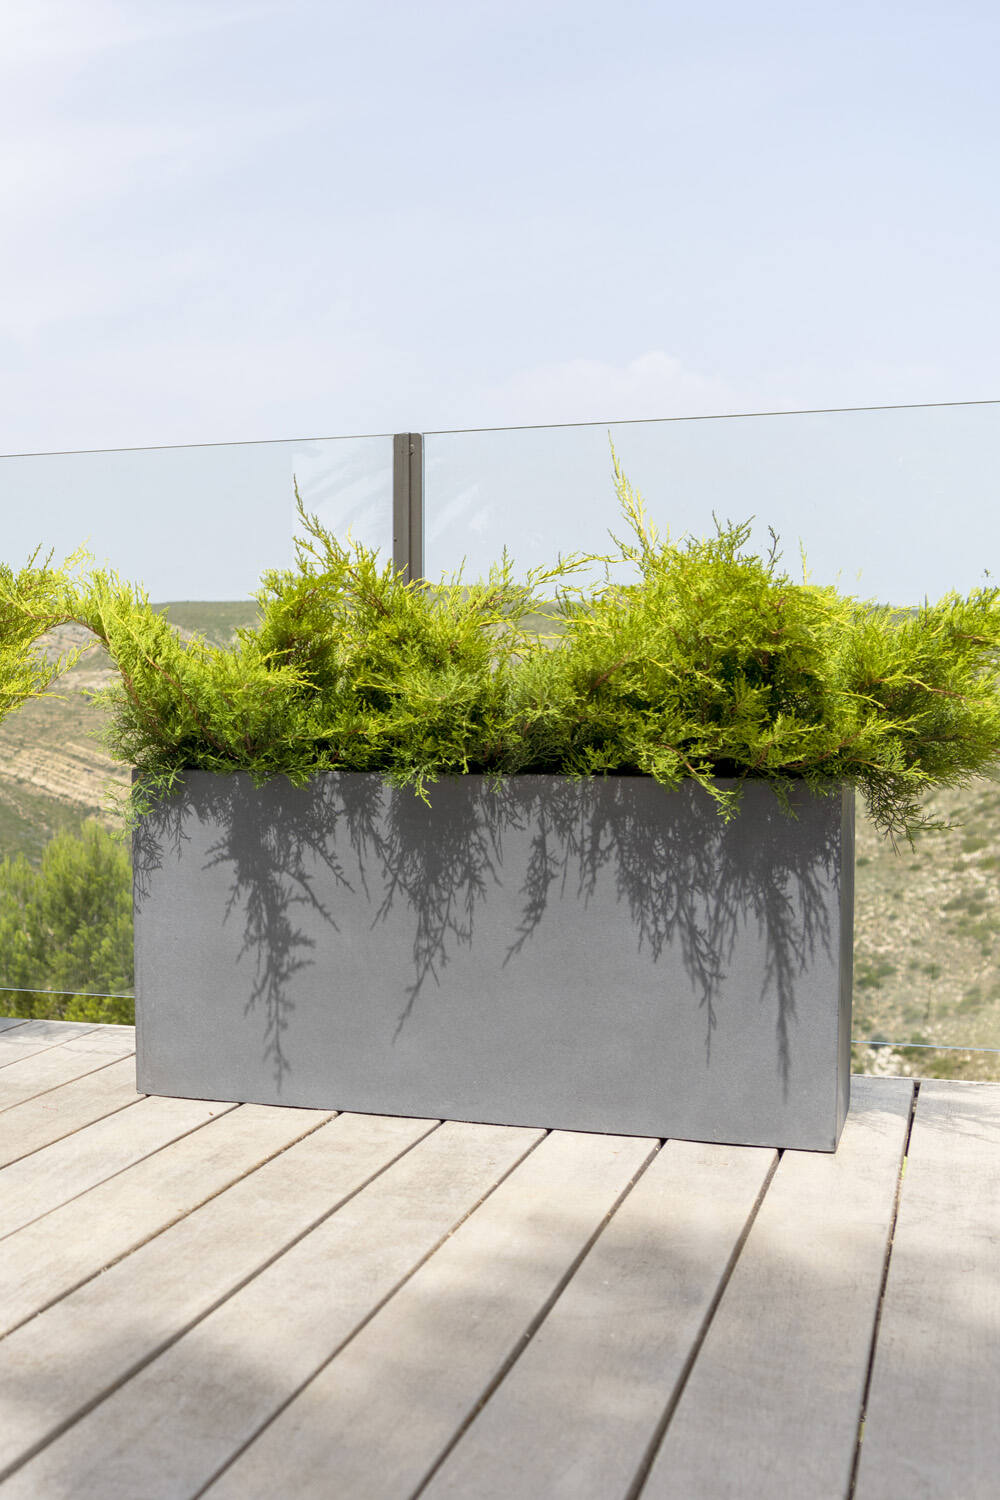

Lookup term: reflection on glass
[0,434,393,600]
[425,403,1000,606]
[293,437,394,573]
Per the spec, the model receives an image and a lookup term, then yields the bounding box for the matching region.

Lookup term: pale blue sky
[2,0,998,599]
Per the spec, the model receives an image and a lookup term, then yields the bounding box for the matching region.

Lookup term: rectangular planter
[133,772,855,1150]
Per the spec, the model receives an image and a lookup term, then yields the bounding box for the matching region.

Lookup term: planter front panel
[134,773,854,1149]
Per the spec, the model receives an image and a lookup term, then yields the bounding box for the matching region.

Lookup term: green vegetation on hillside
[850,769,1000,1081]
[0,821,133,1024]
[0,787,92,868]
[150,601,260,648]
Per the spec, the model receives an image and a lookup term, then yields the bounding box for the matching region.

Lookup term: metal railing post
[392,433,424,581]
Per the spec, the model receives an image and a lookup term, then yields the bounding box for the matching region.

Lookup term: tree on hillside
[0,821,133,1024]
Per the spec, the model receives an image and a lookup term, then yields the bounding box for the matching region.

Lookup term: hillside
[0,602,259,861]
[851,775,1000,1080]
[149,600,261,648]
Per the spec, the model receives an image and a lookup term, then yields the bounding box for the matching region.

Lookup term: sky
[2,0,999,599]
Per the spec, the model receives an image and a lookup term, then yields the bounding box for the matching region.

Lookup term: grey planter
[133,772,855,1150]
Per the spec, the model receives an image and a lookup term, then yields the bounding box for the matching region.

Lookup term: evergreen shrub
[2,460,999,845]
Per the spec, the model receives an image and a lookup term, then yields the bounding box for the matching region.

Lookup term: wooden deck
[0,1018,996,1499]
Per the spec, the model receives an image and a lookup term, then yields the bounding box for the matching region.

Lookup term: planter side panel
[134,774,853,1149]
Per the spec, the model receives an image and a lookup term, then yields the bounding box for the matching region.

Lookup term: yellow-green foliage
[54,490,584,819]
[0,549,84,720]
[534,456,1000,837]
[2,465,999,845]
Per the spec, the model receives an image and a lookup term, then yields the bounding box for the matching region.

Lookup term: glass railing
[1,431,393,600]
[2,404,999,1080]
[424,400,1000,604]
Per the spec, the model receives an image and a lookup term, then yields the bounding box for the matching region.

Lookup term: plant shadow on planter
[133,772,849,1114]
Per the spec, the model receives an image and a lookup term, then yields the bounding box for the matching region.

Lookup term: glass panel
[850,1045,1000,1083]
[0,433,392,1021]
[1,433,393,600]
[425,405,1000,1076]
[425,403,1000,605]
[850,766,1000,1075]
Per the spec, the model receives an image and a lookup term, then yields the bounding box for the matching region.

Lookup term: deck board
[203,1129,657,1500]
[0,1022,996,1500]
[420,1138,777,1500]
[57,1025,136,1055]
[0,1093,251,1241]
[854,1081,1000,1500]
[0,1056,140,1168]
[4,1120,544,1500]
[0,1043,128,1111]
[0,1101,326,1337]
[639,1076,913,1500]
[0,1110,435,1482]
[0,1020,103,1065]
